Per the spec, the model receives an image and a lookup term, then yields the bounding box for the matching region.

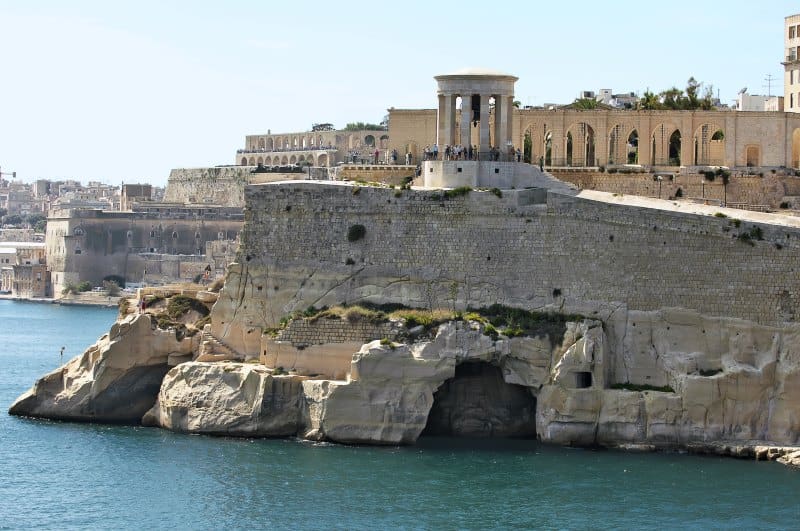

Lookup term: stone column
[495,95,511,154]
[438,94,456,147]
[479,94,491,155]
[437,94,445,146]
[460,94,472,148]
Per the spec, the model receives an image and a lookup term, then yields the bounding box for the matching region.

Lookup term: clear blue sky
[0,0,797,186]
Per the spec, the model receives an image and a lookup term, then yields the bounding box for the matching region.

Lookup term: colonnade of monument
[435,69,518,155]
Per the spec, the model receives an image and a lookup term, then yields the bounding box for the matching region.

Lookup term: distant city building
[735,90,784,111]
[783,13,800,112]
[590,89,639,109]
[0,242,47,297]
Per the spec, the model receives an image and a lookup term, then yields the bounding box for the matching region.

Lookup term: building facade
[46,205,242,296]
[784,13,800,112]
[236,127,389,168]
[389,89,800,170]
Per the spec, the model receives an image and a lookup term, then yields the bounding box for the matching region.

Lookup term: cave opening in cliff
[421,361,537,438]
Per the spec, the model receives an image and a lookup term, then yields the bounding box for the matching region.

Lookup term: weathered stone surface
[302,341,454,445]
[9,314,194,423]
[143,362,305,436]
[777,449,800,469]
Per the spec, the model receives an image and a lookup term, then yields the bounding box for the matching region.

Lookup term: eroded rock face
[143,362,305,436]
[9,314,194,423]
[536,309,800,448]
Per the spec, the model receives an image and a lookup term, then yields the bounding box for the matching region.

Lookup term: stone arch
[544,131,553,166]
[267,138,274,151]
[317,153,328,166]
[746,145,760,167]
[608,124,625,165]
[291,137,298,149]
[364,134,376,147]
[521,122,546,165]
[404,141,419,163]
[566,131,573,166]
[379,134,389,149]
[256,156,263,165]
[627,129,639,164]
[248,157,255,165]
[301,137,307,149]
[349,134,360,149]
[281,155,289,165]
[297,154,306,163]
[651,123,681,166]
[318,135,324,147]
[289,155,297,164]
[258,137,265,149]
[565,122,596,167]
[693,123,725,165]
[240,157,248,166]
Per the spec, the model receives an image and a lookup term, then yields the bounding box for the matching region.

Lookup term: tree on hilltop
[344,122,386,131]
[637,77,715,110]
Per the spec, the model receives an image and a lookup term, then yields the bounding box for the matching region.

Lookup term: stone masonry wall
[555,170,796,207]
[275,317,399,347]
[164,167,252,207]
[213,181,800,356]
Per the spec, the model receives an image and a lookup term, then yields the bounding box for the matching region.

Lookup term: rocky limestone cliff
[9,313,195,423]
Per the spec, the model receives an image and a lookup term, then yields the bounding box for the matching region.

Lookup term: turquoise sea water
[1,299,799,530]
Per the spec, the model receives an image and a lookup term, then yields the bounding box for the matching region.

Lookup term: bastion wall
[213,181,800,359]
[555,170,800,207]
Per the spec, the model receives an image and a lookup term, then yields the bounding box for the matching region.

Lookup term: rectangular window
[793,70,796,84]
[792,93,795,108]
[791,26,796,39]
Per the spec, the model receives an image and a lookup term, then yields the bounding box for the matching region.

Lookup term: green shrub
[166,295,210,319]
[780,201,790,209]
[347,224,366,242]
[76,281,92,292]
[103,280,121,296]
[490,187,503,198]
[713,212,727,218]
[443,186,472,199]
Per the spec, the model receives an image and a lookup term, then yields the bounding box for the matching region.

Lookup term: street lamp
[701,177,705,200]
[654,175,663,199]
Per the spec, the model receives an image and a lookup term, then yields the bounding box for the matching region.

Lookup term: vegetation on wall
[636,77,716,110]
[347,224,366,242]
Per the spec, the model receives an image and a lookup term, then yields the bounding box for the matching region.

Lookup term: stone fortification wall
[335,165,416,186]
[556,170,796,207]
[212,181,800,358]
[164,167,309,207]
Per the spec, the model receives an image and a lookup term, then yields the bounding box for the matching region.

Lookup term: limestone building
[0,242,47,298]
[389,69,800,171]
[236,125,389,167]
[784,13,800,112]
[46,204,242,296]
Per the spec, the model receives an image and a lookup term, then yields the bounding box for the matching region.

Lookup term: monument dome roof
[437,67,518,79]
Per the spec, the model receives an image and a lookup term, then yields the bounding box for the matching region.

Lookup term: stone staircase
[197,326,243,361]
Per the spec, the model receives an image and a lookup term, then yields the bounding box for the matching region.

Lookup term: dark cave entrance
[422,362,537,438]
